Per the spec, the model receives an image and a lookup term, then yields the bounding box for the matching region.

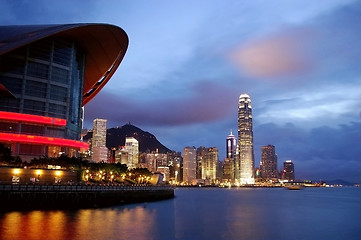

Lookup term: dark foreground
[0,184,174,211]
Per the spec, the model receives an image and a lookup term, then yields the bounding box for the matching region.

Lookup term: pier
[0,184,174,211]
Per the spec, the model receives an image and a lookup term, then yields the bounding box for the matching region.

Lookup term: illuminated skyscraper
[237,93,255,184]
[282,160,295,181]
[91,118,108,162]
[260,145,278,179]
[226,130,237,160]
[201,147,218,183]
[223,131,237,182]
[125,137,139,169]
[183,146,196,184]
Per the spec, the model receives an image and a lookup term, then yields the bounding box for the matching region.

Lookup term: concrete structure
[91,119,108,162]
[183,146,196,184]
[260,145,278,179]
[0,24,128,160]
[237,93,255,184]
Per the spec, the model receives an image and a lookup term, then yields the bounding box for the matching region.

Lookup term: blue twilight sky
[1,0,360,182]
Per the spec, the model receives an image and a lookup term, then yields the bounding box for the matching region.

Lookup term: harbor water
[0,187,360,240]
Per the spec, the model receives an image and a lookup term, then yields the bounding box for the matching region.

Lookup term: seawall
[0,184,174,211]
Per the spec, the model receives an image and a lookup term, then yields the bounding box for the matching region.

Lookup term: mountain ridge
[83,123,171,153]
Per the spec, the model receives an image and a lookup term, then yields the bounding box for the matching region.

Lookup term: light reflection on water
[0,187,360,240]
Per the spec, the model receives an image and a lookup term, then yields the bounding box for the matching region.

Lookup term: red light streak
[0,133,89,149]
[0,111,66,126]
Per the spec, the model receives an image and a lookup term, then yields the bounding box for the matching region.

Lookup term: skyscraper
[282,160,295,181]
[237,93,255,185]
[223,130,237,182]
[183,146,196,184]
[91,118,108,162]
[201,147,218,183]
[226,130,237,159]
[260,145,278,179]
[125,137,139,169]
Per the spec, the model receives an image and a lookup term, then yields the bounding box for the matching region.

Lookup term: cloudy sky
[1,0,360,182]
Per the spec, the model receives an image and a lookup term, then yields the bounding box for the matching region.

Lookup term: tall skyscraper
[183,146,196,184]
[125,137,139,169]
[237,93,255,185]
[260,145,278,179]
[91,118,108,162]
[282,160,295,181]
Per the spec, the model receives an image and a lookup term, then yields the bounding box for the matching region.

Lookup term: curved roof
[0,23,128,105]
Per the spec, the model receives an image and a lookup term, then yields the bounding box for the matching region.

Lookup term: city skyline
[1,0,360,182]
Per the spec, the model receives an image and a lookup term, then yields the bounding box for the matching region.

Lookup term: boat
[285,184,303,190]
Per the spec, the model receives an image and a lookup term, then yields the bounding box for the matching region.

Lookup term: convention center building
[0,24,128,161]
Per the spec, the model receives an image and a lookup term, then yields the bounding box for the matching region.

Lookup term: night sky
[1,0,360,182]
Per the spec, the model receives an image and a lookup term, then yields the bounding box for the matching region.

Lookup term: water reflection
[0,205,160,240]
[0,188,359,240]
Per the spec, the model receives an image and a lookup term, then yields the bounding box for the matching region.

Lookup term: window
[53,40,72,66]
[50,85,67,102]
[51,67,68,84]
[25,80,47,98]
[23,99,45,115]
[28,40,51,61]
[27,61,49,79]
[48,103,66,118]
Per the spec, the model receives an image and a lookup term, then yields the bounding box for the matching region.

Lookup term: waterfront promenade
[0,184,174,211]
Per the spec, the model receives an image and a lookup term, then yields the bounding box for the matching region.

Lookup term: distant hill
[83,123,171,153]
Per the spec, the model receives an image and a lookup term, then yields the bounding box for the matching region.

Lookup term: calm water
[0,187,360,240]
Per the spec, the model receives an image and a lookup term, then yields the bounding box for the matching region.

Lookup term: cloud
[227,28,314,79]
[85,80,239,128]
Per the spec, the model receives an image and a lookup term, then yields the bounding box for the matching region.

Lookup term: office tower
[237,93,255,184]
[226,130,237,159]
[0,24,128,161]
[125,137,139,169]
[224,130,236,182]
[201,147,218,183]
[260,145,278,179]
[183,146,196,184]
[196,146,207,179]
[282,160,295,181]
[91,119,108,162]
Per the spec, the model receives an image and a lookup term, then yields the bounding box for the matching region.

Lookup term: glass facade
[0,38,85,157]
[237,94,255,185]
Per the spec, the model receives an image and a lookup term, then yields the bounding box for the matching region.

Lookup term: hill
[83,123,171,153]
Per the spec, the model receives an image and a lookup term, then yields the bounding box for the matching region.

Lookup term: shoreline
[0,184,174,212]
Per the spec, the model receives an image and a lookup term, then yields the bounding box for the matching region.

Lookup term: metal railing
[0,184,174,192]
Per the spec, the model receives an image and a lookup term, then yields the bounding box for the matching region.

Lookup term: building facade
[0,24,128,160]
[224,130,237,182]
[237,93,255,185]
[125,137,139,169]
[91,118,108,162]
[282,160,295,181]
[201,147,218,183]
[260,144,278,179]
[183,146,196,184]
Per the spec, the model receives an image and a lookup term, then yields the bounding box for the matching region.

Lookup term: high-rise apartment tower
[91,118,108,162]
[260,145,278,179]
[183,146,196,184]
